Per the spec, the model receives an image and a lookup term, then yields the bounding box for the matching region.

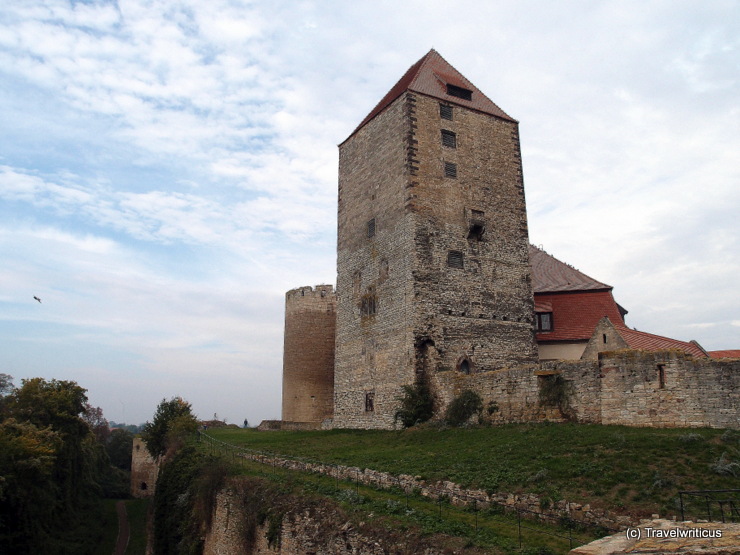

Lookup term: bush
[394,382,434,428]
[444,390,483,427]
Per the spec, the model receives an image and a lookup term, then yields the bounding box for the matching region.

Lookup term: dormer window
[446,84,472,101]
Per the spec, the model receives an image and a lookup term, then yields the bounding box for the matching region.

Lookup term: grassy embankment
[208,423,740,518]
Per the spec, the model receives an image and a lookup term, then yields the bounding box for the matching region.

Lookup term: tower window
[444,162,457,178]
[361,286,377,316]
[365,392,375,412]
[367,218,376,238]
[441,130,457,148]
[446,84,472,101]
[447,250,464,269]
[536,312,553,332]
[657,364,666,389]
[440,104,453,120]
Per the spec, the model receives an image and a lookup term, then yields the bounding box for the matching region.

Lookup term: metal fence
[679,490,740,523]
[197,431,613,551]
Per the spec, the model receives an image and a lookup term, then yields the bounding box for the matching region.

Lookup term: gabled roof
[614,326,708,358]
[535,290,626,342]
[529,245,612,293]
[708,350,740,359]
[344,49,515,142]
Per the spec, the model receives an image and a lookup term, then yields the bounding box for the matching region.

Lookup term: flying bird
[33,296,41,303]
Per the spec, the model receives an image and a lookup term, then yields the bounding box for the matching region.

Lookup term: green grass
[95,499,120,554]
[226,455,593,554]
[125,498,150,554]
[208,423,740,518]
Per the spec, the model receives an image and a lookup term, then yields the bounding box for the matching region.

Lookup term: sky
[0,1,737,427]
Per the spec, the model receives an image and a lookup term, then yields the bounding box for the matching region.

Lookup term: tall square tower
[334,50,538,429]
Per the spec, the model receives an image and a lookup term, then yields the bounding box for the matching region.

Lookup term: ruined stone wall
[130,437,159,498]
[203,480,460,554]
[281,285,336,423]
[598,350,739,429]
[334,93,416,429]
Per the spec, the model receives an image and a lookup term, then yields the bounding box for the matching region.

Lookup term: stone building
[333,49,538,429]
[130,437,159,498]
[280,49,738,431]
[281,285,335,424]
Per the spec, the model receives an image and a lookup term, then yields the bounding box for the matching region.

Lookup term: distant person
[243,418,249,428]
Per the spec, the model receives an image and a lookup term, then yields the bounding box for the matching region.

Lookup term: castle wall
[598,350,739,429]
[334,90,538,429]
[409,93,538,378]
[334,93,416,429]
[130,437,159,498]
[429,351,738,429]
[281,285,336,423]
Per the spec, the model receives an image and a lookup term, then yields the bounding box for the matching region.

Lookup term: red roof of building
[529,245,611,293]
[614,326,708,358]
[343,49,515,143]
[708,350,740,359]
[535,290,626,342]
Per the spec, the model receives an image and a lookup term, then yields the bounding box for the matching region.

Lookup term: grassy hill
[209,423,740,519]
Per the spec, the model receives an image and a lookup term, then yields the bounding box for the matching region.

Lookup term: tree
[394,382,434,428]
[106,428,134,471]
[0,378,109,552]
[141,397,198,459]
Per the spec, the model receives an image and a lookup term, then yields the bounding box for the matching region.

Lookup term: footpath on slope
[113,500,130,555]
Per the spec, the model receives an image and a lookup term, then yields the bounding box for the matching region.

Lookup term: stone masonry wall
[203,480,467,554]
[410,93,538,380]
[130,437,159,498]
[334,89,538,430]
[282,285,336,423]
[334,93,416,429]
[598,350,739,429]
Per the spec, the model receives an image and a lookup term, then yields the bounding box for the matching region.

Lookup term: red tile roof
[343,49,515,143]
[535,290,626,342]
[615,326,708,358]
[529,245,611,293]
[708,350,740,359]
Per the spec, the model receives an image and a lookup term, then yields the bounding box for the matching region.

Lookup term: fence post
[518,509,522,549]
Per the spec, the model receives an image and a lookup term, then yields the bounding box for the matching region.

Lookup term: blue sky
[1,1,738,426]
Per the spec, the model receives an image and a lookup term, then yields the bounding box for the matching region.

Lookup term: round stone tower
[281,285,336,423]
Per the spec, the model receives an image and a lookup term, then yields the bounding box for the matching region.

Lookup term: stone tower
[281,285,336,423]
[333,50,538,429]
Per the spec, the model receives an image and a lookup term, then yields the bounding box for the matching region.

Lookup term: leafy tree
[394,381,434,428]
[106,428,134,470]
[445,390,483,426]
[141,397,198,459]
[0,378,109,553]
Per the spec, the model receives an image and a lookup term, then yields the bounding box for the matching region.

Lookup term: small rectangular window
[446,84,472,101]
[440,104,453,120]
[444,161,457,178]
[447,250,464,269]
[361,286,376,316]
[367,218,376,238]
[657,364,666,389]
[365,392,375,412]
[537,313,553,332]
[441,130,457,148]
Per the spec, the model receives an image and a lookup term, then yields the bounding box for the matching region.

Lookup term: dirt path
[113,500,130,555]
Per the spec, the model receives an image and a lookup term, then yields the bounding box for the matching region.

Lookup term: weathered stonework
[281,285,336,423]
[203,479,477,554]
[334,73,537,429]
[130,437,159,498]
